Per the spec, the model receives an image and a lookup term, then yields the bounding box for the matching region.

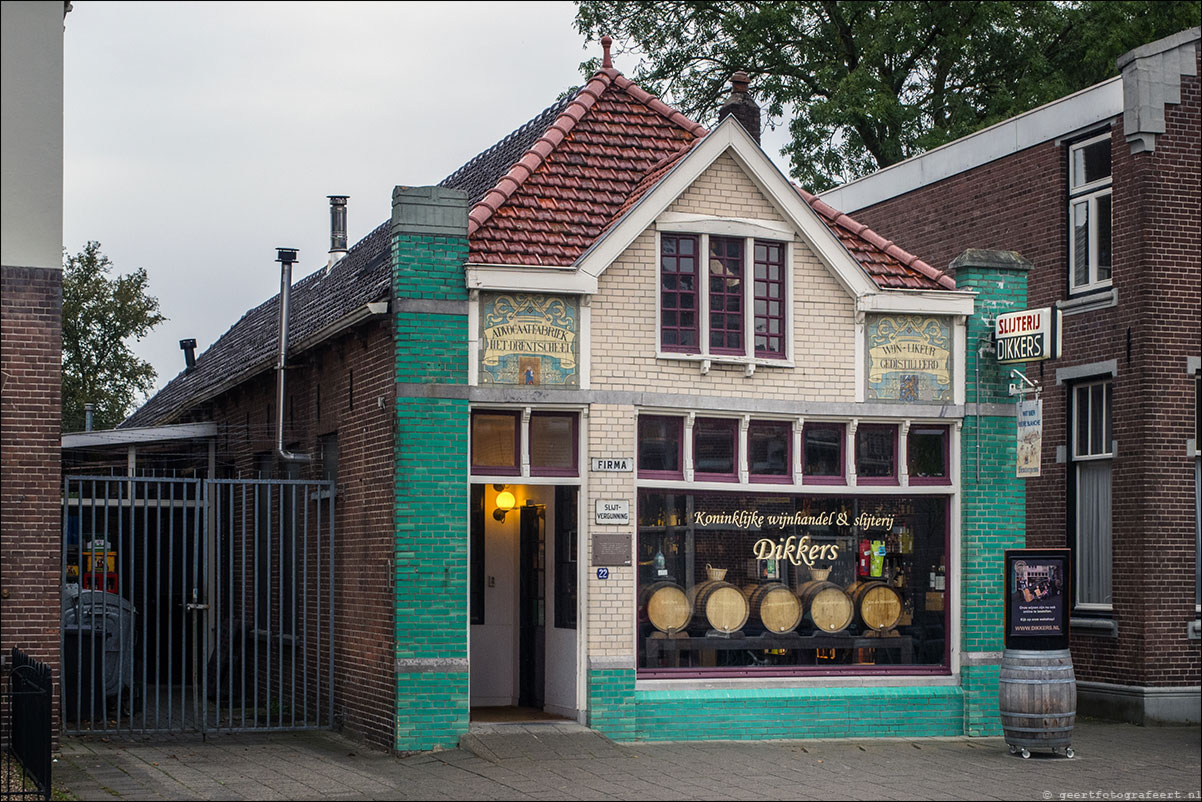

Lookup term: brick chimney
[718,71,761,143]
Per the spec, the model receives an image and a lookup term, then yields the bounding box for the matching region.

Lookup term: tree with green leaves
[576,1,1201,190]
[61,241,166,432]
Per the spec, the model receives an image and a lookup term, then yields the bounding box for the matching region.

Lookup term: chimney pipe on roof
[274,247,309,464]
[84,403,94,432]
[179,338,197,373]
[326,195,348,273]
[718,71,761,144]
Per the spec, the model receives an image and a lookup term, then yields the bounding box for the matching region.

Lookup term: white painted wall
[470,484,519,706]
[1,1,64,270]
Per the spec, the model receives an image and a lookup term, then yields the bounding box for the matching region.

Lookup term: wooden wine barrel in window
[797,580,854,633]
[639,581,692,634]
[847,580,903,632]
[688,579,749,634]
[745,582,803,633]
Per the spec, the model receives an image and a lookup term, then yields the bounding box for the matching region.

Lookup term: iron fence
[61,475,335,736]
[1,648,53,801]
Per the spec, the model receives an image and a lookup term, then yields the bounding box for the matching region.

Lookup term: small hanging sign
[1016,398,1043,478]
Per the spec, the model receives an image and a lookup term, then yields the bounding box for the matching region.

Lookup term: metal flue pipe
[275,247,310,463]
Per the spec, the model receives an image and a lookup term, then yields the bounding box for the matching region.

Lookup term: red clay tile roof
[468,67,708,265]
[796,188,956,290]
[466,66,954,290]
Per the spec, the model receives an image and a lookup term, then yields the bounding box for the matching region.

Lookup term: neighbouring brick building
[114,40,1050,751]
[2,0,67,739]
[819,27,1202,724]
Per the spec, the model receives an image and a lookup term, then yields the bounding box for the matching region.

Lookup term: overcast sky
[63,1,793,399]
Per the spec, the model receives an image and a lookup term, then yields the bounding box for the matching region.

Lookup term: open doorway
[469,484,577,721]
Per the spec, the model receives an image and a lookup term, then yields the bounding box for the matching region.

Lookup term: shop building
[819,27,1201,724]
[121,44,1038,750]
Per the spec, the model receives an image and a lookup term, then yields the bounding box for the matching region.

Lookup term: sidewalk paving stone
[52,717,1200,801]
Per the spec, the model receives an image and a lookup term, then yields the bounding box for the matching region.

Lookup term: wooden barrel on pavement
[999,648,1076,753]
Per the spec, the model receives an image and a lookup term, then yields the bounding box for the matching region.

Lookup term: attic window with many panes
[659,233,789,362]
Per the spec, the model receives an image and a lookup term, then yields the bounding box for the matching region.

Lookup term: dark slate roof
[439,94,577,205]
[122,221,392,428]
[124,99,576,428]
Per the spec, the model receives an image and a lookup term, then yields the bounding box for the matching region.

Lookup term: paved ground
[55,718,1201,801]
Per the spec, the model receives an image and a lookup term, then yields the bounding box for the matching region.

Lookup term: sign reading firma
[995,307,1060,364]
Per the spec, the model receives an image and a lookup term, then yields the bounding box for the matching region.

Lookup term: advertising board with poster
[1004,548,1071,650]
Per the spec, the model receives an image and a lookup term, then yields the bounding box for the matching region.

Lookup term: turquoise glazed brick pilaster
[949,249,1032,737]
[392,187,471,752]
[587,667,636,740]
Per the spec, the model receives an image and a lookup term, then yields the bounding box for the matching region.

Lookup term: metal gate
[61,476,334,735]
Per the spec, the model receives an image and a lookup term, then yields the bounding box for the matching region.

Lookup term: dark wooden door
[518,504,545,709]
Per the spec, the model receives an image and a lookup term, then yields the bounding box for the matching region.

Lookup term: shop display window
[637,491,949,676]
[694,418,738,480]
[803,423,844,484]
[909,426,949,484]
[748,420,791,482]
[856,424,897,484]
[530,412,578,476]
[639,416,684,477]
[470,410,520,475]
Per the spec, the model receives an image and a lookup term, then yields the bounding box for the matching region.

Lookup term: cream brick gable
[591,152,857,402]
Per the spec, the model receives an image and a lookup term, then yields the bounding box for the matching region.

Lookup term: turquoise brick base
[395,672,470,751]
[589,671,963,741]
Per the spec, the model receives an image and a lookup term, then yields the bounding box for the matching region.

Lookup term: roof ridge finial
[601,35,613,69]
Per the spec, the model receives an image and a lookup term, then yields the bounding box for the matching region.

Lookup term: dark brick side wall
[191,316,396,748]
[851,49,1201,689]
[1,264,63,736]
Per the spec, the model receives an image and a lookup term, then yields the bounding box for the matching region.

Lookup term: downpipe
[275,248,310,463]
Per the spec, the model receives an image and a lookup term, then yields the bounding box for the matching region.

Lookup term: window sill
[1058,287,1117,317]
[657,352,794,374]
[1070,616,1118,638]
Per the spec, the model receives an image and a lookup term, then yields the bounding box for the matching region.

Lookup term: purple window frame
[530,412,579,477]
[638,415,684,479]
[693,417,739,482]
[748,419,792,483]
[908,425,951,486]
[855,424,899,485]
[660,234,700,353]
[802,423,845,485]
[753,240,786,358]
[470,410,521,476]
[708,236,745,355]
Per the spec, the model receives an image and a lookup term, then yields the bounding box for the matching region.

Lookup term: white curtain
[1077,459,1112,606]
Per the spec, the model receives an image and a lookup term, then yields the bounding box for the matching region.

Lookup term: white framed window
[1073,379,1113,610]
[656,228,793,366]
[1068,132,1113,294]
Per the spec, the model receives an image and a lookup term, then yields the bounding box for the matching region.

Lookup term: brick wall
[850,49,1201,694]
[198,316,397,748]
[0,264,63,737]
